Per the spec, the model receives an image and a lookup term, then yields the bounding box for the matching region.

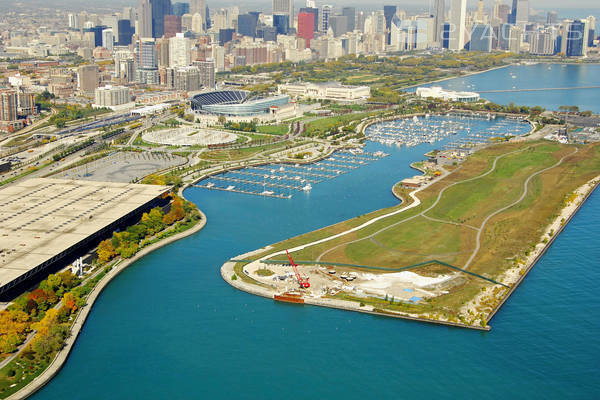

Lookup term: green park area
[236,141,600,323]
[228,52,516,102]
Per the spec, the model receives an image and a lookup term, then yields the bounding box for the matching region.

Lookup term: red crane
[286,250,310,289]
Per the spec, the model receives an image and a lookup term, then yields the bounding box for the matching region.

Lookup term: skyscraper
[164,15,182,38]
[150,0,172,38]
[509,0,529,25]
[273,14,290,35]
[469,24,493,52]
[169,33,190,67]
[237,14,258,38]
[566,20,586,57]
[298,12,315,47]
[547,11,558,25]
[172,2,190,16]
[273,0,294,21]
[321,5,332,32]
[433,0,445,45]
[0,90,18,122]
[190,0,208,31]
[299,7,318,32]
[102,29,114,51]
[138,0,153,38]
[383,5,397,44]
[117,20,134,45]
[342,7,356,32]
[449,0,466,50]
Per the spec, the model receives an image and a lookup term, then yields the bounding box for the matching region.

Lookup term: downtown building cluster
[0,1,598,132]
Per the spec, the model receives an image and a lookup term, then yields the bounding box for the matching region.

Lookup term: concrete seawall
[220,260,490,332]
[7,209,207,400]
[486,178,600,323]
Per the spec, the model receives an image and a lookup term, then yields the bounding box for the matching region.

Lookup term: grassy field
[257,125,289,136]
[235,141,600,322]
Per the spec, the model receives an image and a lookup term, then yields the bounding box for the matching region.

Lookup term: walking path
[5,212,207,400]
[463,147,578,269]
[312,145,535,263]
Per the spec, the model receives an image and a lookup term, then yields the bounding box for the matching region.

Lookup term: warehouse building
[0,178,170,299]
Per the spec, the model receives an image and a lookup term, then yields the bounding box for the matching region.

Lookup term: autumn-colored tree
[97,239,116,264]
[62,292,78,312]
[163,197,185,225]
[28,288,50,311]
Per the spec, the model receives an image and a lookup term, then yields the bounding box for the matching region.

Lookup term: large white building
[93,85,133,110]
[449,0,467,50]
[169,33,191,67]
[416,86,480,102]
[278,82,371,102]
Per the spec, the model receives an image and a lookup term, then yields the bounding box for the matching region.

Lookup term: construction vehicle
[286,250,310,289]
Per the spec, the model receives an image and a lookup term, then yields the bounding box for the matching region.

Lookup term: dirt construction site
[242,261,464,303]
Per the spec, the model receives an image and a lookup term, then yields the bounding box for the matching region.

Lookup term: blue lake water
[31,102,600,398]
[421,63,600,113]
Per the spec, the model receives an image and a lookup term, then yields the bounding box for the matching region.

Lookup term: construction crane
[286,250,310,289]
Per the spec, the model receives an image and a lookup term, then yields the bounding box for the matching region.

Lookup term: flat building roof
[0,178,170,295]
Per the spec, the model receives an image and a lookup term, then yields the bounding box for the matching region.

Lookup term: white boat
[302,184,312,191]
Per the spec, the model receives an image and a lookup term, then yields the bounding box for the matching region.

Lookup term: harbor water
[31,70,600,400]
[421,63,600,113]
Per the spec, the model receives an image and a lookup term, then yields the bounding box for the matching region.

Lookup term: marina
[195,150,388,199]
[365,114,531,151]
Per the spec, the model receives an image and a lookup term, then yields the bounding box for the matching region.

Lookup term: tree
[97,239,116,264]
[62,292,78,312]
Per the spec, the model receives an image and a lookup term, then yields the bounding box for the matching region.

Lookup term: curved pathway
[463,147,579,269]
[315,145,534,262]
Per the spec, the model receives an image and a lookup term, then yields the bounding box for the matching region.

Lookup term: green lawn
[234,140,600,322]
[257,125,290,136]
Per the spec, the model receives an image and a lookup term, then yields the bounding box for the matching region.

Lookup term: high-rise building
[219,28,235,45]
[298,12,315,47]
[118,20,134,45]
[530,31,555,55]
[172,2,190,16]
[547,11,558,25]
[84,25,108,47]
[138,0,153,38]
[342,7,356,32]
[469,24,493,52]
[0,90,18,122]
[150,0,172,38]
[449,0,466,50]
[195,59,216,88]
[164,15,182,38]
[383,5,397,44]
[68,13,81,29]
[566,20,586,57]
[156,37,170,67]
[136,38,158,69]
[321,5,332,32]
[433,0,445,45]
[190,0,208,31]
[273,14,290,35]
[102,29,114,51]
[476,0,485,23]
[237,14,258,38]
[587,16,596,48]
[192,13,205,34]
[299,7,318,32]
[509,0,529,25]
[94,86,131,108]
[77,65,99,93]
[169,32,190,67]
[329,16,348,37]
[273,0,294,21]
